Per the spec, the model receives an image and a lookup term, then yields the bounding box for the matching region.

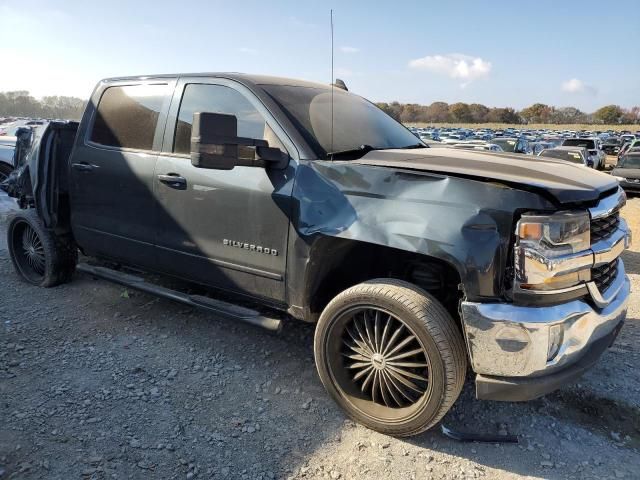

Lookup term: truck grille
[591,213,620,243]
[592,259,618,292]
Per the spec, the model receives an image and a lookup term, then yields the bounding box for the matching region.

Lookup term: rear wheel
[7,209,77,287]
[314,279,467,437]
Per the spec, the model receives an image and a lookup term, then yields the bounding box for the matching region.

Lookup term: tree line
[376,101,640,125]
[2,90,639,126]
[0,91,86,121]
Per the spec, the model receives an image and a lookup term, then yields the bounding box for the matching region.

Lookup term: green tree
[593,105,624,124]
[0,91,86,120]
[620,107,640,124]
[425,102,450,123]
[486,107,521,124]
[519,103,553,123]
[468,103,489,123]
[449,102,472,123]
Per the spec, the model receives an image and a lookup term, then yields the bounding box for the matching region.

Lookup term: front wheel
[7,209,77,287]
[314,279,467,437]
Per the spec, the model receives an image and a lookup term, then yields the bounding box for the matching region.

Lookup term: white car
[561,138,606,170]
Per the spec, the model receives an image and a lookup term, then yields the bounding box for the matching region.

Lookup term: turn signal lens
[518,223,543,240]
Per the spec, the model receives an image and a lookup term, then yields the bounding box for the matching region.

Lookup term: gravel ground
[1,192,639,480]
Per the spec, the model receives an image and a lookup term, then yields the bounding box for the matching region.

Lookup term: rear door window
[90,84,168,151]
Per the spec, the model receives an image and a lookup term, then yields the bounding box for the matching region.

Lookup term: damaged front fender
[286,160,555,315]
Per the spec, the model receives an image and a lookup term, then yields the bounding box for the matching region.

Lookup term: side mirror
[190,112,288,170]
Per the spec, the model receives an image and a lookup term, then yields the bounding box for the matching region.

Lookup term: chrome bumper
[460,264,630,378]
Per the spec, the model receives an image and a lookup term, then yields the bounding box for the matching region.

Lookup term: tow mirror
[190,112,288,170]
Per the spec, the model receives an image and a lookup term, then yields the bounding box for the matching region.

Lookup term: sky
[1,0,639,111]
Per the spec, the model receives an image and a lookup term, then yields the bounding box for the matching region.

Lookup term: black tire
[0,162,13,182]
[7,209,77,287]
[314,279,467,437]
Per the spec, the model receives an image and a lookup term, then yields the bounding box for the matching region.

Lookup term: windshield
[620,155,640,168]
[262,85,422,158]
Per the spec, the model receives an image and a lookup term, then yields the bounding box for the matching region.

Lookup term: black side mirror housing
[190,112,288,170]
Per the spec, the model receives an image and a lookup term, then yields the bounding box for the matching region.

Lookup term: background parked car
[450,143,504,152]
[537,146,593,167]
[612,152,640,194]
[490,136,531,154]
[0,136,17,181]
[602,137,623,155]
[561,137,605,170]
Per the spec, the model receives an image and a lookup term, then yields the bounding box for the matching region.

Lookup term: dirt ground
[0,192,639,480]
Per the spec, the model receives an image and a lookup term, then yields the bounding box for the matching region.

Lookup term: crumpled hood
[351,148,618,204]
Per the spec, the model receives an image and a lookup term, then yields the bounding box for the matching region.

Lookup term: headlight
[515,211,592,291]
[518,211,590,255]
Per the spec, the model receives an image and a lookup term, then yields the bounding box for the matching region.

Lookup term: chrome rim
[342,309,430,407]
[326,306,432,422]
[10,220,47,283]
[21,225,46,275]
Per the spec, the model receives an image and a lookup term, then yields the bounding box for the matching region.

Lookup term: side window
[173,84,284,154]
[90,84,168,151]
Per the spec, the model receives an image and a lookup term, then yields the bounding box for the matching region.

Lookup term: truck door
[69,81,174,268]
[153,79,296,302]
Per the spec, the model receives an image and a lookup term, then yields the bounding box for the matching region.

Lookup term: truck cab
[2,73,632,437]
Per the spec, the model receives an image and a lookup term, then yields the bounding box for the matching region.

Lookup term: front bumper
[474,320,624,401]
[460,266,630,401]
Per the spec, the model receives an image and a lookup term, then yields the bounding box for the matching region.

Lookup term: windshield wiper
[327,144,377,160]
[327,143,427,160]
[398,143,428,149]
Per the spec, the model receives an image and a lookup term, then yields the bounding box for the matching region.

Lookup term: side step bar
[77,264,283,332]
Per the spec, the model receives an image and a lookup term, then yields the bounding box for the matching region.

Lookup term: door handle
[158,173,187,189]
[72,162,99,172]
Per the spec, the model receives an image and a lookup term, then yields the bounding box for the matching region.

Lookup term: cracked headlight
[515,211,591,291]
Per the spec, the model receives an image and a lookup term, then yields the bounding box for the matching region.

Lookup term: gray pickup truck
[1,73,631,436]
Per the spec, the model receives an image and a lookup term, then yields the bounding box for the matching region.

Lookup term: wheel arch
[287,236,464,324]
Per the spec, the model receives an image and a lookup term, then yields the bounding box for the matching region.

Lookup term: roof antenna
[330,9,334,157]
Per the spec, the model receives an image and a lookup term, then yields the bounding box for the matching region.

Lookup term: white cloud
[339,46,360,54]
[408,53,492,87]
[562,78,597,95]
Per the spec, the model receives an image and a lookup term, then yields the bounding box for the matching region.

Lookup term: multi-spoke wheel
[20,225,46,277]
[315,279,467,437]
[342,309,431,408]
[7,209,77,287]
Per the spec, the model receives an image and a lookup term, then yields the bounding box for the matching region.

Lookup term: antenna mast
[330,9,334,156]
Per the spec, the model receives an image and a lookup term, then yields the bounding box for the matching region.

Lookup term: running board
[77,264,283,332]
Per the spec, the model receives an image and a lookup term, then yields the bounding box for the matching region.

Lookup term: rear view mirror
[190,112,288,170]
